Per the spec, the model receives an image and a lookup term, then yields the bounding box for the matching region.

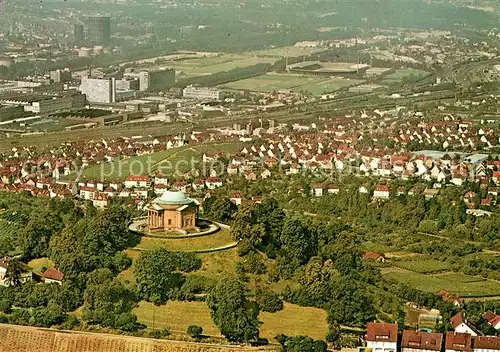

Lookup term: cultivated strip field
[0,323,276,352]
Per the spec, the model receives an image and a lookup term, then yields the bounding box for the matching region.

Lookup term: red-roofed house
[450,312,479,336]
[363,251,385,263]
[41,267,64,285]
[482,311,500,331]
[445,332,472,352]
[373,185,390,199]
[402,330,443,352]
[124,175,151,189]
[366,322,398,352]
[473,336,500,352]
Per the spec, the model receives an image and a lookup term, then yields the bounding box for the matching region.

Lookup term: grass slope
[382,267,500,297]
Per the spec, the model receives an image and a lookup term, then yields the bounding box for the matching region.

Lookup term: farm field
[382,267,500,297]
[390,258,452,273]
[220,74,362,94]
[0,323,273,352]
[73,142,244,181]
[134,229,235,252]
[133,301,328,342]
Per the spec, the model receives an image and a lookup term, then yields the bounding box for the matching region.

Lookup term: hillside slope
[0,324,276,352]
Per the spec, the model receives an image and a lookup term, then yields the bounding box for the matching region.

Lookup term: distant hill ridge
[0,324,274,352]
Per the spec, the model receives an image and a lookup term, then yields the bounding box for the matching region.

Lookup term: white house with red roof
[124,175,151,189]
[205,177,223,190]
[373,185,390,199]
[230,192,243,206]
[41,267,64,285]
[366,322,398,352]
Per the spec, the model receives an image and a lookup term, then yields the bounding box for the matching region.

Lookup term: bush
[147,328,170,339]
[255,287,283,313]
[187,325,203,339]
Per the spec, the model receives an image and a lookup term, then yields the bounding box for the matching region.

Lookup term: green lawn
[135,229,235,252]
[391,259,452,274]
[259,303,328,342]
[27,258,54,274]
[133,300,221,336]
[133,300,328,341]
[383,267,500,297]
[220,74,362,94]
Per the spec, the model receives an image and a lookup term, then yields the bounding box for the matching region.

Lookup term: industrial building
[85,16,111,44]
[182,85,220,100]
[286,61,370,76]
[50,69,72,84]
[0,92,85,115]
[79,77,116,103]
[138,69,175,92]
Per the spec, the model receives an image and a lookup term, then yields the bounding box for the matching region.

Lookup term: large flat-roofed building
[79,77,116,103]
[182,85,220,100]
[74,23,84,43]
[148,191,198,233]
[138,69,175,92]
[85,16,111,44]
[50,69,72,84]
[115,78,139,91]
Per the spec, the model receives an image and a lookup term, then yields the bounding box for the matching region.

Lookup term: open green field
[382,267,500,297]
[135,229,235,252]
[259,303,328,342]
[27,258,54,274]
[391,258,452,274]
[220,74,362,94]
[73,141,243,181]
[133,301,328,341]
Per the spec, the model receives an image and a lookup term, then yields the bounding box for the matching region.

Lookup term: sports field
[220,74,362,94]
[149,54,277,77]
[379,68,429,84]
[382,267,500,297]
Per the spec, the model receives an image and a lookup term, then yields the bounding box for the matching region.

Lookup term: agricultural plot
[220,74,362,94]
[383,267,500,297]
[0,215,23,255]
[391,258,452,274]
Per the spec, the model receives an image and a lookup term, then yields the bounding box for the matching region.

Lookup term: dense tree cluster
[207,278,260,342]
